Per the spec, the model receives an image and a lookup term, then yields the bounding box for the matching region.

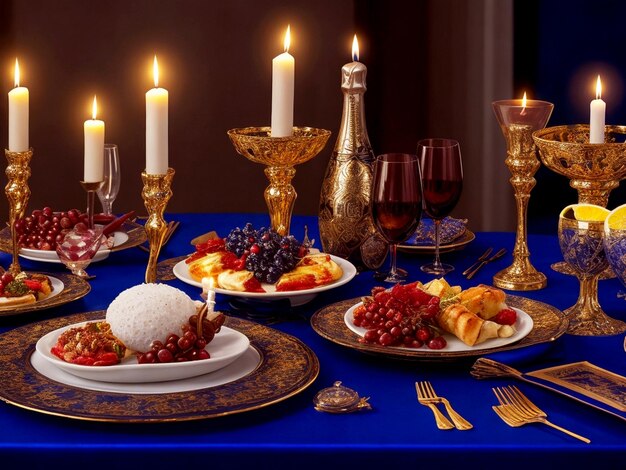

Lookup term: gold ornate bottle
[318,46,387,269]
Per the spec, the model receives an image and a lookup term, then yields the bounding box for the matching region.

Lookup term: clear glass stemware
[417,138,463,275]
[97,143,121,216]
[56,226,104,278]
[371,153,423,283]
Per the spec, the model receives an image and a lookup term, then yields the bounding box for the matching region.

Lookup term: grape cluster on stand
[353,282,447,349]
[15,207,88,251]
[225,223,308,283]
[137,312,225,364]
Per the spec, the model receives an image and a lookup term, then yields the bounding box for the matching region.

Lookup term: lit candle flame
[153,55,159,88]
[91,95,98,120]
[283,25,291,53]
[14,58,20,88]
[596,75,602,99]
[352,34,359,61]
[522,92,527,108]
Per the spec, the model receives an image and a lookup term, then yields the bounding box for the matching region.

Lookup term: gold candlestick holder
[4,148,33,275]
[80,181,104,229]
[492,100,554,291]
[227,127,331,236]
[533,124,626,277]
[142,168,175,283]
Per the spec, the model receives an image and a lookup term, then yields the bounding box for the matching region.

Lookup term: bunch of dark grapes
[225,223,307,284]
[352,282,447,350]
[15,207,88,251]
[137,312,225,364]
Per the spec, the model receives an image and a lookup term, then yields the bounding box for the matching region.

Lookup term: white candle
[84,96,105,182]
[146,55,168,174]
[202,277,216,314]
[271,25,294,137]
[590,75,605,144]
[8,59,29,152]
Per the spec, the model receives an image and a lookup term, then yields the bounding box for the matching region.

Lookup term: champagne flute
[371,153,423,283]
[97,143,121,216]
[418,138,463,275]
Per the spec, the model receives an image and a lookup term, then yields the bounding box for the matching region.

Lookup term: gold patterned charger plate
[398,230,476,254]
[0,311,319,422]
[0,272,90,317]
[311,295,568,360]
[0,221,147,263]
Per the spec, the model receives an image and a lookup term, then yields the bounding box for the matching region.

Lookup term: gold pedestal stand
[228,127,331,236]
[4,148,33,275]
[492,99,553,291]
[142,168,175,283]
[493,125,547,290]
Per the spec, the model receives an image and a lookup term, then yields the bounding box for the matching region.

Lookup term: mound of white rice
[105,283,197,352]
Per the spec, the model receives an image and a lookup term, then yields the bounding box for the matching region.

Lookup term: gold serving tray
[311,295,568,360]
[0,272,90,317]
[0,311,319,422]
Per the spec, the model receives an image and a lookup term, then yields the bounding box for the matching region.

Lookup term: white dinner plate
[31,346,261,394]
[0,275,64,311]
[36,321,250,383]
[19,231,129,264]
[172,254,357,307]
[344,303,533,352]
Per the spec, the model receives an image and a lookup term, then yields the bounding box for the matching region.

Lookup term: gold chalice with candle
[143,56,174,283]
[227,26,331,235]
[5,58,31,275]
[492,94,554,291]
[533,78,626,276]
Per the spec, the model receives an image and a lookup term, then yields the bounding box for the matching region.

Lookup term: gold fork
[416,381,473,430]
[492,386,590,443]
[415,382,454,430]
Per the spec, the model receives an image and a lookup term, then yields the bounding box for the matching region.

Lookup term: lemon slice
[560,203,610,222]
[606,204,626,230]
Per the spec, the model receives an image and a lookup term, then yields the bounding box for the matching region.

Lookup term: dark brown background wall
[0,0,515,232]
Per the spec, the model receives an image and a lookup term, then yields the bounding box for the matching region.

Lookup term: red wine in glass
[418,138,463,275]
[371,153,423,282]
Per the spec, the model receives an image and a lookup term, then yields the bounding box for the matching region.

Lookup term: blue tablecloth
[1,213,625,469]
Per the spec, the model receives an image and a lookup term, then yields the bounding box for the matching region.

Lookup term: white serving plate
[31,346,261,394]
[173,254,357,307]
[36,321,250,383]
[0,275,64,311]
[344,303,533,352]
[20,231,129,264]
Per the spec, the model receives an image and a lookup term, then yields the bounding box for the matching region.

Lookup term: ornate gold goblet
[4,148,33,275]
[227,127,331,236]
[533,124,626,277]
[558,206,626,335]
[492,100,554,291]
[142,168,175,283]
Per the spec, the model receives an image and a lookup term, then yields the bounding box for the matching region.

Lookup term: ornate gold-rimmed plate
[311,295,568,360]
[398,230,475,254]
[0,311,319,422]
[172,255,357,307]
[0,221,147,263]
[0,272,90,317]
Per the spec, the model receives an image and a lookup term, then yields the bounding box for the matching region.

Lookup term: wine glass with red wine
[417,138,463,275]
[371,153,423,282]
